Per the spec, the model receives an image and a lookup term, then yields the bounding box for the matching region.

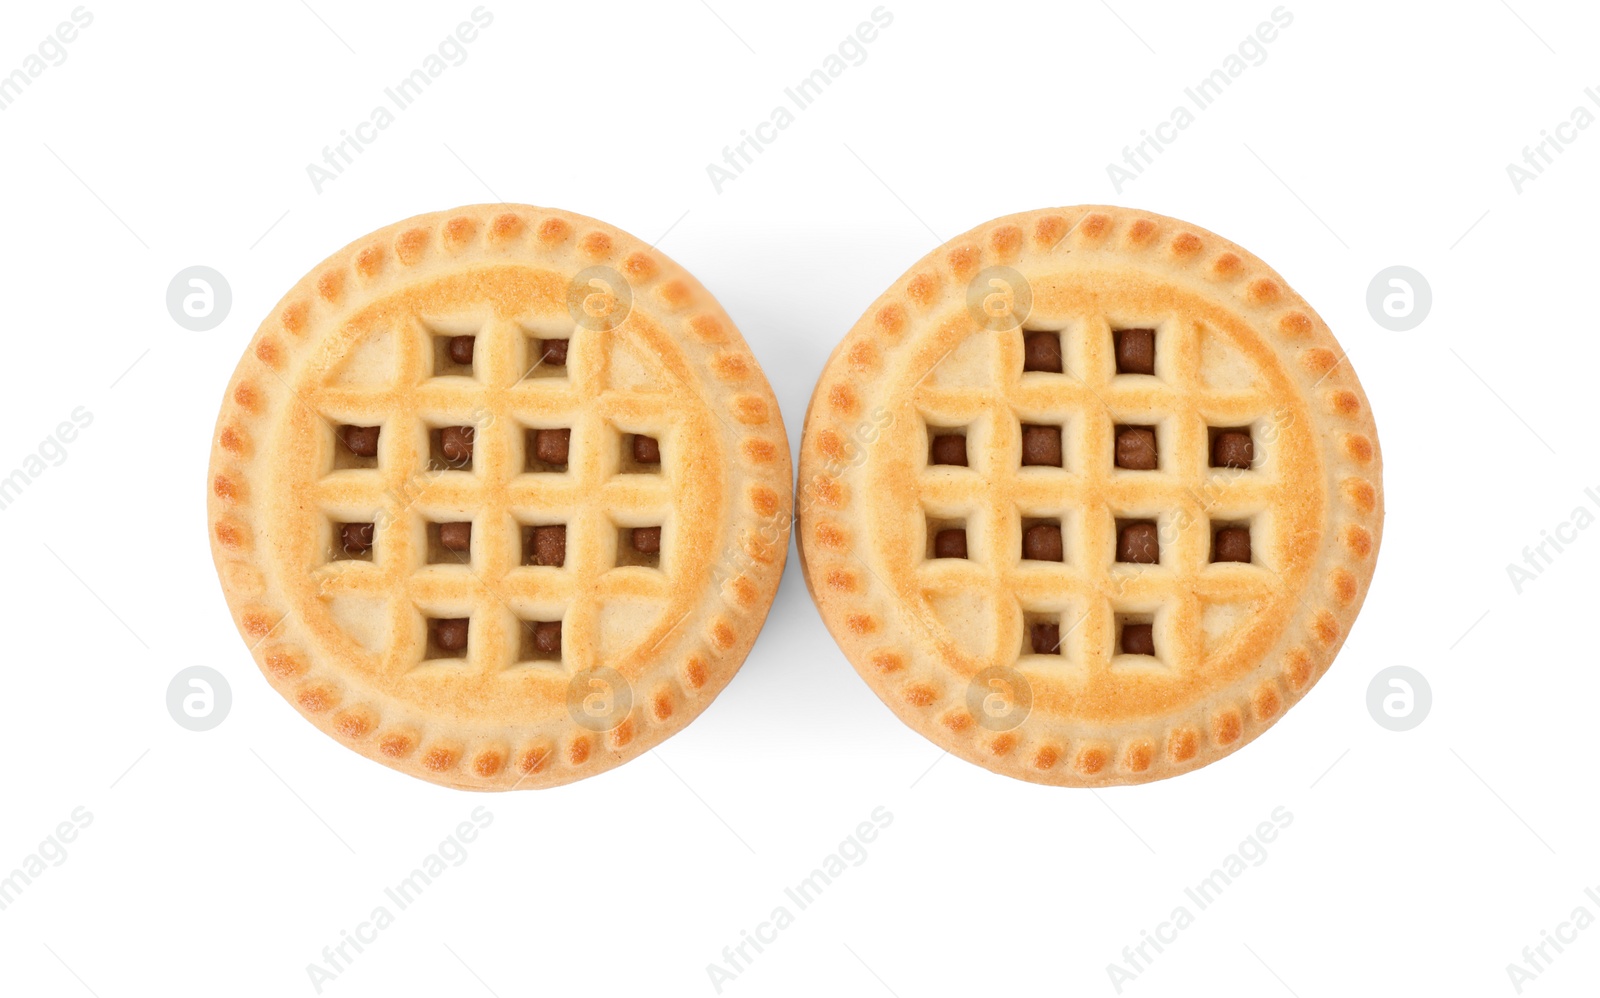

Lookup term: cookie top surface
[208,205,791,790]
[797,206,1382,787]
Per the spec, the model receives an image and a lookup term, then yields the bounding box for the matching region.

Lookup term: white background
[1,1,1596,995]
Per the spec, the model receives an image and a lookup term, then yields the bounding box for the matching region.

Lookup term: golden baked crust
[208,205,791,789]
[797,206,1382,786]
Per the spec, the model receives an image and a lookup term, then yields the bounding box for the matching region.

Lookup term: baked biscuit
[798,206,1382,786]
[208,205,791,789]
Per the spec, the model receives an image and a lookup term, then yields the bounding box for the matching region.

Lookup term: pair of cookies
[207,204,1382,790]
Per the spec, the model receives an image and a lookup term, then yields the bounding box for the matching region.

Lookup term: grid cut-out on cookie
[910,316,1279,678]
[308,315,685,677]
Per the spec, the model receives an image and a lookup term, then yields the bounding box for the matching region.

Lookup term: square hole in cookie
[521,523,567,568]
[1019,422,1063,468]
[1208,426,1255,469]
[333,424,381,470]
[926,425,969,467]
[1114,518,1161,565]
[431,334,477,378]
[330,520,376,562]
[616,525,662,568]
[619,431,662,473]
[1115,612,1158,658]
[1113,424,1159,471]
[428,425,475,471]
[426,520,472,565]
[1113,328,1157,376]
[424,616,471,660]
[925,515,969,560]
[525,426,571,473]
[1021,518,1065,563]
[1021,328,1064,374]
[1022,611,1064,656]
[523,334,572,380]
[1210,520,1253,564]
[518,618,564,664]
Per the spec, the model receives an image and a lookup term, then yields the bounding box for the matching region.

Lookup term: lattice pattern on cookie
[905,314,1289,677]
[306,312,686,677]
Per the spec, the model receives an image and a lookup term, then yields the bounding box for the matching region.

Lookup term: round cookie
[797,206,1382,787]
[208,205,791,790]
